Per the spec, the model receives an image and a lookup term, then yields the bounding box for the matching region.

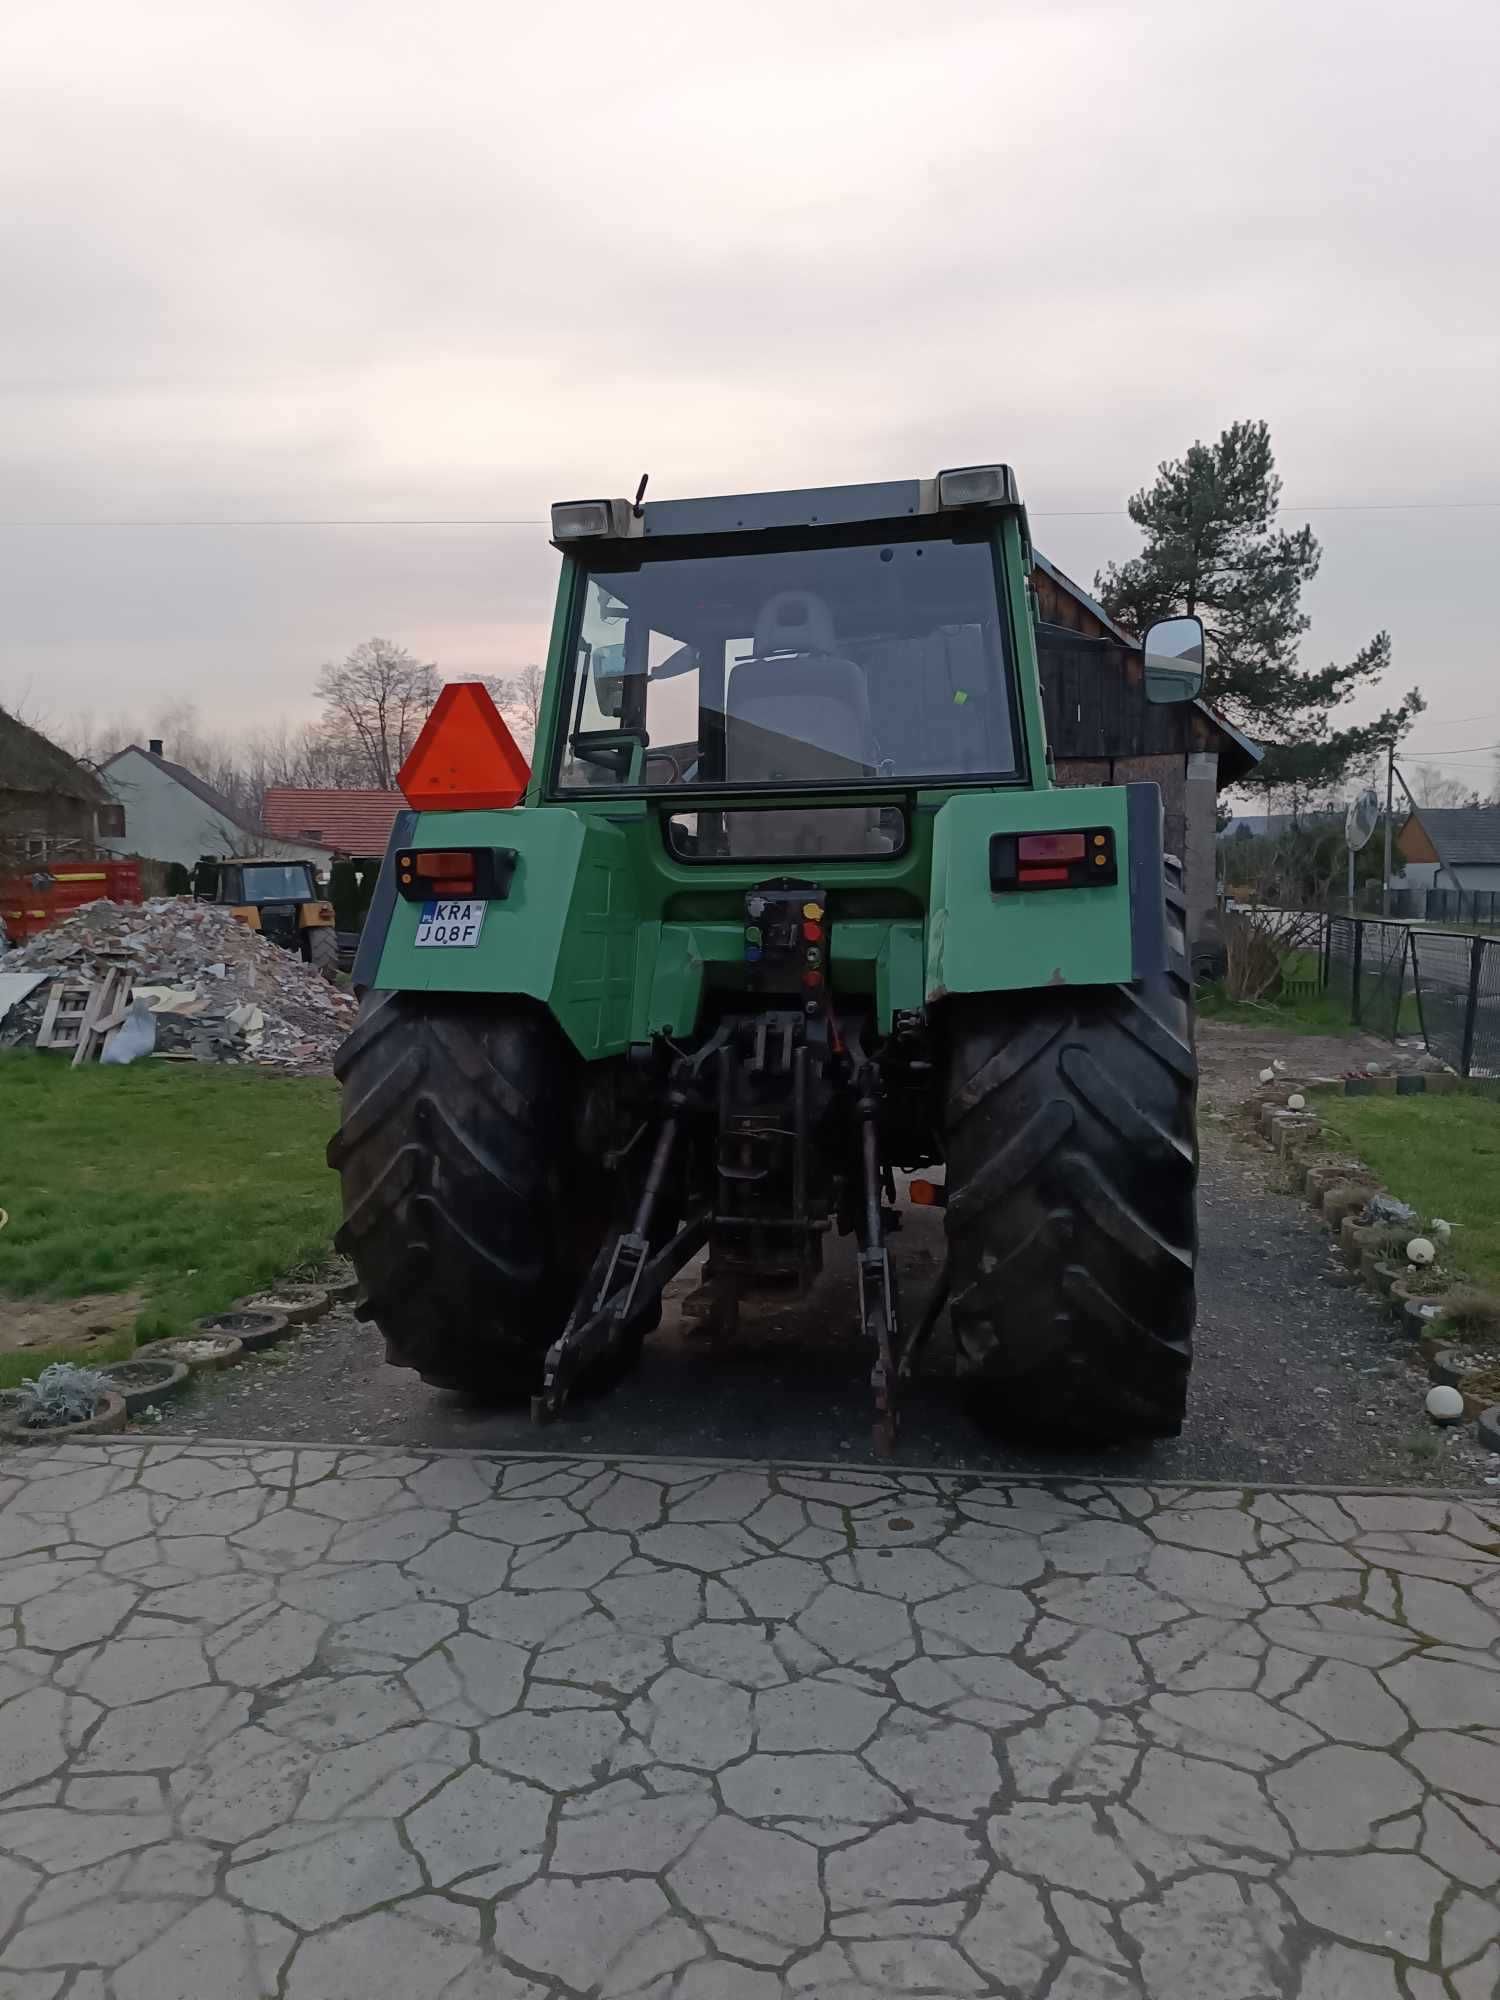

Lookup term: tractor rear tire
[306,925,339,978]
[942,866,1197,1443]
[327,993,595,1398]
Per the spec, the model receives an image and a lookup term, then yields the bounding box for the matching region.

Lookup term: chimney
[148,738,164,756]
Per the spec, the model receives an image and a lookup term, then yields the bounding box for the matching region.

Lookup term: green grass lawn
[1317,1092,1500,1291]
[0,1050,340,1383]
[1197,944,1352,1034]
[1198,986,1351,1034]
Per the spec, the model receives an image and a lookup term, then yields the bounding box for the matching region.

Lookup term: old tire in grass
[942,864,1197,1445]
[329,993,627,1400]
[100,1357,191,1414]
[195,1309,290,1352]
[0,1391,127,1444]
[232,1286,328,1327]
[154,1334,243,1372]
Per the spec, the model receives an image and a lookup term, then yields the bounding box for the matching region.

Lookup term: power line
[1033,500,1500,518]
[0,517,547,529]
[2,499,1500,530]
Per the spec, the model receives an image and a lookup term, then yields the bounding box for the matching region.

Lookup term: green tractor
[330,465,1203,1449]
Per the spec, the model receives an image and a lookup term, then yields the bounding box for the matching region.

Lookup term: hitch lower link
[533,1029,948,1454]
[531,1040,719,1425]
[850,1047,948,1458]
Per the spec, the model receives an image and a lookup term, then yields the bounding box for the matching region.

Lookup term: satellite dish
[1345,787,1382,851]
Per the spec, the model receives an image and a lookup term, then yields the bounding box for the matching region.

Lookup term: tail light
[395,848,518,901]
[990,828,1117,892]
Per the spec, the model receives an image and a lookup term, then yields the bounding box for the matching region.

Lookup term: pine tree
[1096,420,1423,796]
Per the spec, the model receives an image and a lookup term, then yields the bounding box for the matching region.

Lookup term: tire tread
[943,862,1197,1442]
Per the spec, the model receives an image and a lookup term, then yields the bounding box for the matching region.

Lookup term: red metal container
[0,860,143,944]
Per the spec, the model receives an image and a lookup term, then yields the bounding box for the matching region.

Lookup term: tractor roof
[551,466,1024,550]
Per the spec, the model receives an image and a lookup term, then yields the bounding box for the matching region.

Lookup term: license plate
[415,899,487,947]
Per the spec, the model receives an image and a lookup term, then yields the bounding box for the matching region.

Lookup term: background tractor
[194,856,339,975]
[330,465,1204,1448]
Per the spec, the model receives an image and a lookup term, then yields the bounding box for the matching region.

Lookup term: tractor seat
[724,591,885,857]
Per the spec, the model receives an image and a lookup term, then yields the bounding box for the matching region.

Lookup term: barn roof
[0,708,108,804]
[1031,552,1263,784]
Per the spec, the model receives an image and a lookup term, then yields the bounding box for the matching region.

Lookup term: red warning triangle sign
[398,682,531,812]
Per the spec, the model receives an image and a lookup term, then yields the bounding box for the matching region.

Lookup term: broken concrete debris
[0,898,356,1068]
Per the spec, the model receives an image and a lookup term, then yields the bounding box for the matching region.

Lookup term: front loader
[195,857,339,975]
[329,465,1203,1449]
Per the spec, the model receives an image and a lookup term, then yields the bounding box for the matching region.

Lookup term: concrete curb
[22,1432,1500,1500]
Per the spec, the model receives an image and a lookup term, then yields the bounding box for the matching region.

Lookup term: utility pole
[1382,738,1395,916]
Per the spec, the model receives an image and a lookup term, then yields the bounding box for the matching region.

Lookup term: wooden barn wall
[1036,628,1189,762]
[1031,591,1229,934]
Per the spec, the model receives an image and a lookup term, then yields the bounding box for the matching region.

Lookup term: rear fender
[925,783,1165,1000]
[360,806,640,1058]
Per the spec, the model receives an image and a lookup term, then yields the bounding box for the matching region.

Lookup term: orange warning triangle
[398,682,531,812]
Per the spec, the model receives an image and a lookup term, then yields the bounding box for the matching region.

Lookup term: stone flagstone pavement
[2,1445,1500,1998]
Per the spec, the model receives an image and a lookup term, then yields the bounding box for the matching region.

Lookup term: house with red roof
[261,788,406,859]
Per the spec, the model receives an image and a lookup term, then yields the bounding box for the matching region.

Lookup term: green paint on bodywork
[376,807,639,1056]
[926,787,1133,1000]
[371,511,1148,1055]
[375,786,1137,1053]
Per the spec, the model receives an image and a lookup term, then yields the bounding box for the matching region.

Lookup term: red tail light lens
[990,828,1117,893]
[395,848,518,901]
[1018,833,1087,863]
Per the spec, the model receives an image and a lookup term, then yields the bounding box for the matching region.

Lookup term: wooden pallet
[35,971,133,1065]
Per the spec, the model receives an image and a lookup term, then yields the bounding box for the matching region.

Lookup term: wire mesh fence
[1475,938,1500,1080]
[1318,915,1500,1075]
[1415,888,1500,929]
[1325,917,1414,1038]
[1408,930,1500,1078]
[1362,922,1414,1040]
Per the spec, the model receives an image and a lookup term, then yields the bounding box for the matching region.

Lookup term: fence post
[1350,920,1364,1026]
[1460,935,1485,1077]
[1319,912,1330,991]
[1408,931,1428,1050]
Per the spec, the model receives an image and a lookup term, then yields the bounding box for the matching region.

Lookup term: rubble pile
[0,899,358,1068]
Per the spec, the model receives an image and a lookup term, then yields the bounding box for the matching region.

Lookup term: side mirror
[591,641,628,719]
[1143,615,1206,704]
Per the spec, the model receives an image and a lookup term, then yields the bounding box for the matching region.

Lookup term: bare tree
[314,639,442,788]
[1410,763,1480,810]
[485,665,546,751]
[1220,822,1342,1000]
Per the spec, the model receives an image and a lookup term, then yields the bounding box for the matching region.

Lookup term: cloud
[1,0,1497,753]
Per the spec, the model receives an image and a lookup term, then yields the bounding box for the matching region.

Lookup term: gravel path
[3,1440,1499,1998]
[166,1026,1497,1487]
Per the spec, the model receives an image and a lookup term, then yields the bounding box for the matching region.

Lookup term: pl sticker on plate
[414,899,487,947]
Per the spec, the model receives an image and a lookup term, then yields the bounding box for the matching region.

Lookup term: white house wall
[1445,863,1500,894]
[99,749,333,871]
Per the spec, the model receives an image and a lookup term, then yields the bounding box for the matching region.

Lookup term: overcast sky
[3,0,1497,783]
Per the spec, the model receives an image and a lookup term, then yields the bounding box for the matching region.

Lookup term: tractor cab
[556,525,1024,862]
[194,857,338,972]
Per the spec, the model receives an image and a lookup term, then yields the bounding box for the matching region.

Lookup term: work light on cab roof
[336,459,1204,1458]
